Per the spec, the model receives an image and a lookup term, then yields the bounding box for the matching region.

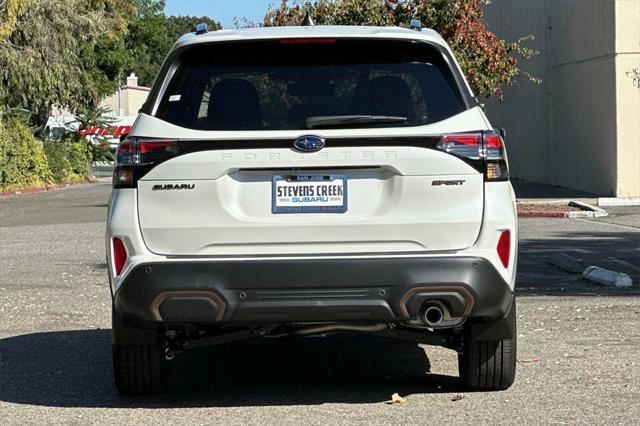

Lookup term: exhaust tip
[423,305,444,326]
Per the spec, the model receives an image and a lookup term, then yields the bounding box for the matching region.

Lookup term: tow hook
[165,347,177,361]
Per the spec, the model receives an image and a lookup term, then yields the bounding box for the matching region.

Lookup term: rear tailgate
[137,141,484,256]
[133,35,488,256]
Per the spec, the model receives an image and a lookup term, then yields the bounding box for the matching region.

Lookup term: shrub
[90,139,114,163]
[0,118,52,191]
[42,140,71,182]
[75,105,115,164]
[43,135,90,183]
[65,136,90,180]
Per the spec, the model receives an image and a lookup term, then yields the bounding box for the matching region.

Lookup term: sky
[164,0,275,29]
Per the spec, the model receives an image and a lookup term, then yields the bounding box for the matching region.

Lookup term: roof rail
[195,22,208,35]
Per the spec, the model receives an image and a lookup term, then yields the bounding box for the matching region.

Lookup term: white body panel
[133,107,490,256]
[106,25,518,300]
[137,165,484,255]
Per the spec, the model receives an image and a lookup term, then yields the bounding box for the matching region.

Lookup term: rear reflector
[497,230,510,268]
[112,237,127,276]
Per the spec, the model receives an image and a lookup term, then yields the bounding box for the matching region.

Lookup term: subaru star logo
[293,135,325,152]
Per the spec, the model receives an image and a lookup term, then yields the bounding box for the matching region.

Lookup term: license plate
[272,175,348,214]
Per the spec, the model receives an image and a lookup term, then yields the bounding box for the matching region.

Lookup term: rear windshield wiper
[305,115,407,129]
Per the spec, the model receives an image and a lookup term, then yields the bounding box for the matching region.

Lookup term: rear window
[155,39,466,130]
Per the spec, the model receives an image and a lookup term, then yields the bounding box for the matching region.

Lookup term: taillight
[113,137,180,188]
[435,131,509,181]
[112,237,127,276]
[436,133,483,160]
[496,230,511,268]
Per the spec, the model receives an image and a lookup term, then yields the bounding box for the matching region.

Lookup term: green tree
[125,0,170,86]
[0,0,132,125]
[264,0,538,99]
[166,15,221,39]
[82,0,135,97]
[126,1,221,87]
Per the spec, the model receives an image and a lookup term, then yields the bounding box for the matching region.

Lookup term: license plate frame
[271,174,348,214]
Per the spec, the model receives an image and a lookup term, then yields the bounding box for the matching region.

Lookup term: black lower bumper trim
[113,256,513,325]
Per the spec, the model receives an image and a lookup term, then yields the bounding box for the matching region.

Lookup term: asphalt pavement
[0,183,638,425]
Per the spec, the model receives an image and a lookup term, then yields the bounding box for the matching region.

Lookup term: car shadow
[0,329,460,408]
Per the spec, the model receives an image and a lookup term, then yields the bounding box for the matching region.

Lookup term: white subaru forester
[107,22,518,395]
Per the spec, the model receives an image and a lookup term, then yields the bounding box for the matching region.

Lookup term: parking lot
[1,182,639,424]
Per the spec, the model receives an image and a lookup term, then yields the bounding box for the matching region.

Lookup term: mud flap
[112,306,164,347]
[468,296,516,342]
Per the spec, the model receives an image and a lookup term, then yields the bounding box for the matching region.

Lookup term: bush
[89,139,114,164]
[43,136,90,183]
[65,136,90,180]
[42,140,70,182]
[0,119,52,191]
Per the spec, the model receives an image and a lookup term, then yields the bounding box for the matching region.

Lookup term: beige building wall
[100,86,150,117]
[483,0,638,197]
[615,0,640,197]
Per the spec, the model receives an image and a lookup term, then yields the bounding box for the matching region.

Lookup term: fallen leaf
[451,394,465,402]
[518,356,541,363]
[388,393,406,404]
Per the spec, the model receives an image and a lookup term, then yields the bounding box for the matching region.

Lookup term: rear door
[134,37,488,256]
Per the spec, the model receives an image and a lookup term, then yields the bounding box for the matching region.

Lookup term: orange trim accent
[150,291,225,321]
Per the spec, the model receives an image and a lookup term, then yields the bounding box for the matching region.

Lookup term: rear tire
[458,299,517,391]
[458,334,516,391]
[112,344,168,395]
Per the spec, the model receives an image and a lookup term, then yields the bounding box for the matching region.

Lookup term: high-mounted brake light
[435,131,509,181]
[279,38,336,44]
[113,137,180,188]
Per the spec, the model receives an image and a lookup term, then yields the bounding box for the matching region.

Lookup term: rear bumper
[113,256,513,326]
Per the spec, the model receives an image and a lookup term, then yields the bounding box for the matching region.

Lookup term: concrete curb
[566,201,608,218]
[518,200,608,218]
[518,210,566,218]
[548,253,587,273]
[598,197,640,207]
[547,254,634,288]
[582,266,633,288]
[0,179,95,197]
